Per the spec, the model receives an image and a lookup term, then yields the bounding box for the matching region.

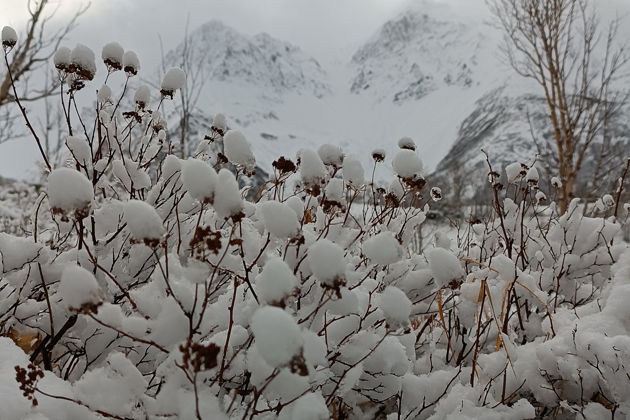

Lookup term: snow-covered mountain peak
[349,4,496,102]
[166,19,330,98]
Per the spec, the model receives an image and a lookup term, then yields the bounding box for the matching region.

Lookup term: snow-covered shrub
[1,37,629,420]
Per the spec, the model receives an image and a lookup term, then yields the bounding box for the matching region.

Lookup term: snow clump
[47,168,94,217]
[427,247,464,287]
[299,149,327,188]
[65,136,92,167]
[181,158,217,203]
[250,306,303,368]
[54,46,72,70]
[308,239,345,286]
[526,166,539,185]
[97,85,112,103]
[1,26,17,48]
[342,156,364,186]
[134,85,150,108]
[58,265,101,310]
[258,201,300,238]
[317,144,344,167]
[371,148,386,162]
[224,130,256,172]
[397,136,416,151]
[71,43,97,80]
[378,286,412,325]
[363,231,402,265]
[255,257,298,305]
[123,200,165,242]
[101,42,124,70]
[122,50,140,75]
[213,169,243,220]
[505,162,526,184]
[392,150,423,180]
[160,67,186,98]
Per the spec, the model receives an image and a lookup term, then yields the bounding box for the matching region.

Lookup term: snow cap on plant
[299,149,327,192]
[54,46,72,71]
[134,85,151,109]
[1,26,17,49]
[308,239,346,288]
[160,67,186,98]
[212,113,228,134]
[371,148,386,162]
[70,43,97,80]
[47,167,94,220]
[122,50,140,75]
[342,155,364,187]
[58,265,102,312]
[101,42,124,70]
[398,136,416,151]
[224,130,256,172]
[317,144,344,167]
[123,200,165,246]
[97,85,112,104]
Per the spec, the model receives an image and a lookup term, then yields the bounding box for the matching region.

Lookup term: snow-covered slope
[350,9,484,102]
[165,20,330,98]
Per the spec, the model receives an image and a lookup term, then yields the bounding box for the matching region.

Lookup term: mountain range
[162,0,630,199]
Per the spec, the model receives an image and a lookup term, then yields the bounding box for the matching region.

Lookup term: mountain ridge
[163,2,630,195]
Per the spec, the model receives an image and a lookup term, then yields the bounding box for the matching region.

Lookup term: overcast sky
[5,0,420,68]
